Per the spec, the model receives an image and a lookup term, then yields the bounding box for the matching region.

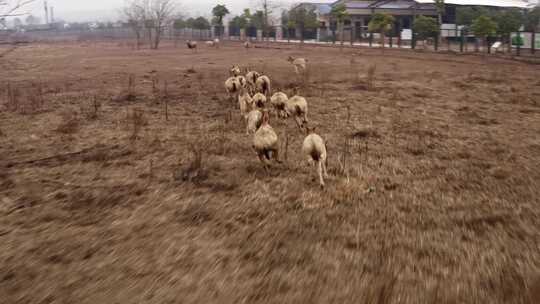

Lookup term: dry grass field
[1,41,540,303]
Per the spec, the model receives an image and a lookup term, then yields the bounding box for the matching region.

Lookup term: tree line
[413,5,540,50]
[120,0,540,51]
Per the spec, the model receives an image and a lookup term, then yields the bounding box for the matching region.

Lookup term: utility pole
[260,0,278,42]
[262,0,269,42]
[44,1,49,24]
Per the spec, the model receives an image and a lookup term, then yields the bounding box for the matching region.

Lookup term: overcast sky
[17,0,334,22]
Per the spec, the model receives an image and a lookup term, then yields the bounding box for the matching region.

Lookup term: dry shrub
[25,82,45,114]
[336,137,352,177]
[64,187,139,225]
[209,176,240,193]
[196,72,205,89]
[316,67,330,97]
[114,74,137,102]
[35,82,45,106]
[406,120,429,156]
[350,57,361,84]
[4,82,45,114]
[55,110,80,134]
[350,125,378,139]
[175,199,213,226]
[366,64,377,91]
[281,129,290,163]
[452,80,475,90]
[5,82,21,111]
[161,80,170,120]
[127,74,136,99]
[207,119,238,156]
[151,76,171,111]
[22,92,44,115]
[0,171,14,190]
[126,108,147,140]
[174,138,209,183]
[413,90,431,99]
[82,95,101,120]
[151,74,159,96]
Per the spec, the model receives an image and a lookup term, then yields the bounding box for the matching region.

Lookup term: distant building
[298,0,531,41]
[331,0,437,39]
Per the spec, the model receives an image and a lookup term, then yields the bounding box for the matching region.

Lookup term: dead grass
[0,42,539,304]
[81,95,101,120]
[174,137,208,183]
[113,74,137,102]
[126,108,147,140]
[4,81,46,114]
[55,110,80,134]
[366,64,377,91]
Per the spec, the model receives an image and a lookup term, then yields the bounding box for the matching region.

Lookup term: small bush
[56,110,80,134]
[174,140,209,183]
[114,74,137,102]
[196,72,205,89]
[6,82,20,111]
[367,65,377,91]
[127,109,147,140]
[82,95,101,120]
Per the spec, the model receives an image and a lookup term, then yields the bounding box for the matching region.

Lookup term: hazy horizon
[9,0,335,23]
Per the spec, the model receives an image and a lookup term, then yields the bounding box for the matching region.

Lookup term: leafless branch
[0,0,36,18]
[122,0,177,50]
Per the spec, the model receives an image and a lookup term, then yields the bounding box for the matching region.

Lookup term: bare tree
[123,0,176,50]
[149,0,175,49]
[0,0,36,18]
[122,4,144,49]
[122,1,145,49]
[257,0,280,42]
[1,0,36,57]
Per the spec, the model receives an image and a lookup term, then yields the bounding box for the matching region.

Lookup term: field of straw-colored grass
[1,41,540,303]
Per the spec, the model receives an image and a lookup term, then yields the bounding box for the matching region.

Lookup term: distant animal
[284,95,308,130]
[186,40,197,52]
[256,75,271,96]
[225,77,241,101]
[246,109,263,135]
[230,65,241,77]
[270,92,288,118]
[253,110,280,171]
[206,38,220,48]
[287,56,307,75]
[302,125,328,188]
[244,41,252,49]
